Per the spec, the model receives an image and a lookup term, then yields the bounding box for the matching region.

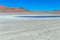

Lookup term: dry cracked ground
[0,18,60,40]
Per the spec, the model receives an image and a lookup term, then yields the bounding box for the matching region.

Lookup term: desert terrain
[0,12,59,40]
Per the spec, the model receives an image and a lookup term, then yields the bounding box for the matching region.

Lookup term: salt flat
[0,12,60,40]
[0,18,60,40]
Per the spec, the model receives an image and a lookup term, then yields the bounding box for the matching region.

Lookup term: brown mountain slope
[0,5,30,12]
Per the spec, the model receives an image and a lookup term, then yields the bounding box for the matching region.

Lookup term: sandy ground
[0,12,60,40]
[0,12,60,16]
[0,18,60,40]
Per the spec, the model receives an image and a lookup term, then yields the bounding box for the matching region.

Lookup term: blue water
[15,16,60,18]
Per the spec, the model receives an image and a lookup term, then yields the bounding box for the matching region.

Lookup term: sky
[0,0,60,11]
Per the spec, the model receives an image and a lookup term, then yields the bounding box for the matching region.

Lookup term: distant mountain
[0,5,30,12]
[54,10,60,13]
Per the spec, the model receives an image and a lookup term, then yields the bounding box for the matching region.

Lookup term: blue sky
[0,0,60,11]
